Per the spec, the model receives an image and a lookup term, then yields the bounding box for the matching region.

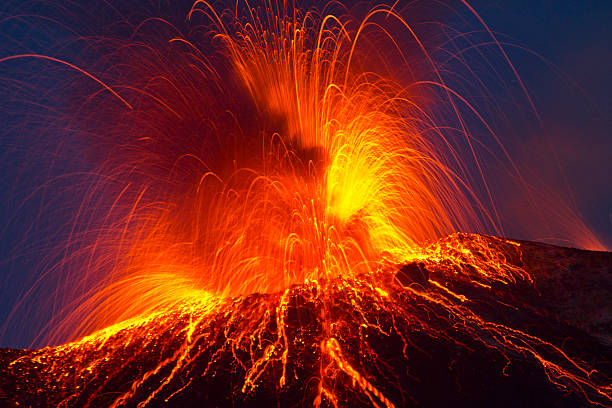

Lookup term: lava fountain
[35,0,500,342]
[0,1,609,407]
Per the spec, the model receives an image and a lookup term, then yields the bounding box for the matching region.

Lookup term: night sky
[0,0,610,348]
[474,0,611,247]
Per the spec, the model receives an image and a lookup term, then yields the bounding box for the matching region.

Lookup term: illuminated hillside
[2,234,610,407]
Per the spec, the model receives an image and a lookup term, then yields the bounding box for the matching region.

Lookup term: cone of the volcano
[396,262,430,286]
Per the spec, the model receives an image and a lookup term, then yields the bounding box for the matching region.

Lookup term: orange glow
[3,2,609,407]
[45,1,499,342]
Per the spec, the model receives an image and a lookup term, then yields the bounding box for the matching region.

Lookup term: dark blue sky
[473,0,611,245]
[0,0,610,348]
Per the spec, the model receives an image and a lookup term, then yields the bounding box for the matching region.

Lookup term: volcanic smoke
[0,1,610,407]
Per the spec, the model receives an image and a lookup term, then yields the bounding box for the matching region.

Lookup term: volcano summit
[2,234,610,407]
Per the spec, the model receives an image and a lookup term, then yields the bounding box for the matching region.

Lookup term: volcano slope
[1,233,611,407]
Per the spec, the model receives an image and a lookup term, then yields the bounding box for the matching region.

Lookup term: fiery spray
[37,1,501,340]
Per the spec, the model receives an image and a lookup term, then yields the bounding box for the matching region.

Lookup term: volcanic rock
[0,234,610,407]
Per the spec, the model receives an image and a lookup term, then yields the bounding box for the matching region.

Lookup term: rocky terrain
[1,234,610,407]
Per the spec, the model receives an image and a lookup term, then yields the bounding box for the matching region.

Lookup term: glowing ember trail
[0,1,610,407]
[44,0,500,344]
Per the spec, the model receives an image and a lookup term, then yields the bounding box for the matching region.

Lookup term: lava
[2,235,611,407]
[0,1,610,407]
[37,0,502,344]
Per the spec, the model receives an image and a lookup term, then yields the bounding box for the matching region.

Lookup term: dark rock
[396,262,430,286]
[0,234,610,408]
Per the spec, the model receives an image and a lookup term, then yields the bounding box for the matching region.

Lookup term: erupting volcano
[0,1,610,407]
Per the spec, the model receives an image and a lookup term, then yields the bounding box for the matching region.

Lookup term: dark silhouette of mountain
[1,234,610,407]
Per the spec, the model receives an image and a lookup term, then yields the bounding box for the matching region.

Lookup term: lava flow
[0,1,610,407]
[2,234,611,407]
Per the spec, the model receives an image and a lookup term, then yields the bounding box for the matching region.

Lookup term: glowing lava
[44,1,499,343]
[0,1,610,407]
[4,235,611,407]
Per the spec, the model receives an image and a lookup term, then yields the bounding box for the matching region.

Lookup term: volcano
[1,233,610,408]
